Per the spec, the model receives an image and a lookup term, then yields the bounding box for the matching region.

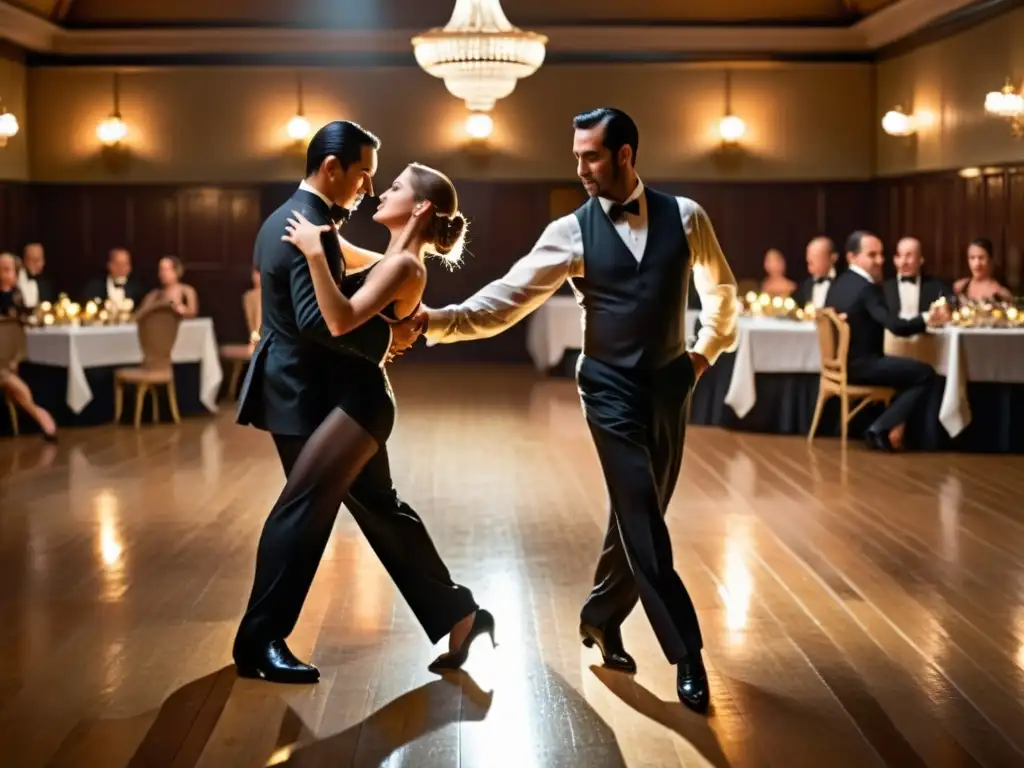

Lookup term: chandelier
[411,0,548,112]
[984,78,1024,137]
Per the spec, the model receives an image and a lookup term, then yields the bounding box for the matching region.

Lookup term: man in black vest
[882,236,950,320]
[417,108,738,713]
[824,231,948,451]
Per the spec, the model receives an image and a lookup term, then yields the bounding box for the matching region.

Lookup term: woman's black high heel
[428,609,496,673]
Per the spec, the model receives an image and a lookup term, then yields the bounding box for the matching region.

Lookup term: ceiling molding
[0,0,1002,62]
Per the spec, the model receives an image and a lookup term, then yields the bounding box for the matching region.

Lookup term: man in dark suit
[81,247,147,308]
[883,236,951,319]
[17,243,57,308]
[793,236,838,309]
[233,120,396,683]
[825,230,949,451]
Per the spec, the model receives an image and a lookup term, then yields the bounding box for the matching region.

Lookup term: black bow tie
[899,276,917,284]
[608,199,640,220]
[814,276,830,285]
[329,204,350,226]
[112,277,127,287]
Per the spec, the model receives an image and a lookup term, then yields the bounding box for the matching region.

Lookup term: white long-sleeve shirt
[425,179,739,365]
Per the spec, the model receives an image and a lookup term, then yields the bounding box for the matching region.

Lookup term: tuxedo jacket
[824,270,926,362]
[793,274,834,307]
[235,188,391,437]
[882,274,949,318]
[19,272,57,306]
[81,274,147,307]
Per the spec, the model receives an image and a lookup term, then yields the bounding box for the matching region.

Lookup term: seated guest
[16,243,57,309]
[884,237,951,320]
[793,236,838,308]
[825,231,948,451]
[139,256,199,318]
[953,237,1013,303]
[0,253,57,441]
[760,248,797,297]
[82,247,147,308]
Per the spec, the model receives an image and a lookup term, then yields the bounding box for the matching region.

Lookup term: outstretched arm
[423,216,580,345]
[284,211,421,337]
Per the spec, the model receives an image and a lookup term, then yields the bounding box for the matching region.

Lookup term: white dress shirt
[425,179,739,364]
[896,275,921,319]
[811,268,837,309]
[107,276,127,306]
[16,268,39,309]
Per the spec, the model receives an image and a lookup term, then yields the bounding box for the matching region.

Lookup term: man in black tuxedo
[81,248,147,307]
[233,121,396,683]
[883,237,950,319]
[793,236,838,309]
[17,243,57,308]
[825,231,949,451]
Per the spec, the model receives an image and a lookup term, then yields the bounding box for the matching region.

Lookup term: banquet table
[689,315,1024,452]
[3,318,223,432]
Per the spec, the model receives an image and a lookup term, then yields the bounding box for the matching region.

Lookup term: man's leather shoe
[677,655,709,713]
[234,639,320,684]
[580,622,637,673]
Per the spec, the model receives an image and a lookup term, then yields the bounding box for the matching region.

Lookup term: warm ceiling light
[882,106,916,137]
[287,114,311,142]
[718,114,746,144]
[412,0,547,112]
[465,111,493,139]
[97,114,127,146]
[0,106,18,147]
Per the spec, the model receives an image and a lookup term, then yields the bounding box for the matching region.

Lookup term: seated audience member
[825,231,949,452]
[793,236,838,308]
[884,237,951,320]
[760,248,797,297]
[17,243,57,309]
[953,237,1013,303]
[0,253,57,441]
[82,247,147,308]
[139,256,199,318]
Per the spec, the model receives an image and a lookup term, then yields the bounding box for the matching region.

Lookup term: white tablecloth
[527,295,700,371]
[24,318,223,414]
[723,317,1024,437]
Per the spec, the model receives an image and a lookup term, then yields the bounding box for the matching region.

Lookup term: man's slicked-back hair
[845,230,876,256]
[572,108,639,166]
[305,120,380,178]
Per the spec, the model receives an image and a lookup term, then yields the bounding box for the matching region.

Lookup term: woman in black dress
[274,163,493,671]
[0,253,57,440]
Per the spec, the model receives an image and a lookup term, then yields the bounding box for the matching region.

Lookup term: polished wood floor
[1,364,1024,767]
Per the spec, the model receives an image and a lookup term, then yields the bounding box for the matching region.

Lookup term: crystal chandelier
[411,0,548,112]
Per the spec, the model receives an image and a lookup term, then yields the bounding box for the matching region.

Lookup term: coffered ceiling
[14,0,903,28]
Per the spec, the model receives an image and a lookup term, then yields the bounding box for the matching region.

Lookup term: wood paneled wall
[1,167,1021,363]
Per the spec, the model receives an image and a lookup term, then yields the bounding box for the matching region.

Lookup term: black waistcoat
[570,187,691,370]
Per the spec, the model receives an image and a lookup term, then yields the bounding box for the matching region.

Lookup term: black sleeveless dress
[330,263,420,445]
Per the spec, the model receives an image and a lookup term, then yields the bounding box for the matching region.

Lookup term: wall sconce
[0,99,18,148]
[984,78,1024,137]
[465,111,493,140]
[286,71,311,143]
[881,106,917,137]
[717,70,746,145]
[97,72,127,146]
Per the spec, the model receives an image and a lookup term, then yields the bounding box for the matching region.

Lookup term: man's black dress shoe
[234,639,320,684]
[677,655,709,713]
[864,430,893,452]
[580,622,637,674]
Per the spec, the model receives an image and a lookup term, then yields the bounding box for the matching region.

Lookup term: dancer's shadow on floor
[589,665,733,768]
[280,670,494,765]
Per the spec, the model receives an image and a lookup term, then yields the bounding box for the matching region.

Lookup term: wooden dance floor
[1,364,1023,767]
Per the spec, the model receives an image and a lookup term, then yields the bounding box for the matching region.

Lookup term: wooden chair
[808,308,896,445]
[114,305,183,428]
[220,288,260,400]
[0,318,26,436]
